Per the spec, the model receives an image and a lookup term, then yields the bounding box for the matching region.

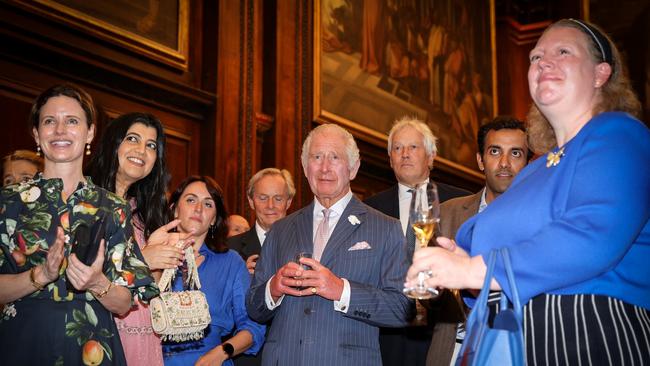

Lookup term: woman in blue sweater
[406,19,650,364]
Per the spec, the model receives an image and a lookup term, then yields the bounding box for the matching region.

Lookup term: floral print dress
[0,176,159,365]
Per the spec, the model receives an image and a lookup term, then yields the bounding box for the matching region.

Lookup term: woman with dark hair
[163,176,265,366]
[406,19,650,364]
[87,112,187,365]
[0,84,158,365]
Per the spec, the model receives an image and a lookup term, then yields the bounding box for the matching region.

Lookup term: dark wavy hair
[30,84,96,129]
[169,175,229,253]
[87,113,170,237]
[477,116,532,161]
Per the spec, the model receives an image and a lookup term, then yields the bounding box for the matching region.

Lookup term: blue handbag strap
[500,247,523,320]
[468,248,523,322]
[466,249,497,324]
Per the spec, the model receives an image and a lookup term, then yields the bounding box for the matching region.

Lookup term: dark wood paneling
[496,18,550,121]
[0,1,212,196]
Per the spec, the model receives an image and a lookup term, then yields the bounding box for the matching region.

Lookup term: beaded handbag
[150,247,211,342]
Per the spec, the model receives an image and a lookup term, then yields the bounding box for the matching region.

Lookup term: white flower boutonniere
[348,215,361,226]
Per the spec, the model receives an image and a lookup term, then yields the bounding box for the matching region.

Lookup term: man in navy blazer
[246,124,411,366]
[229,168,295,274]
[364,117,469,366]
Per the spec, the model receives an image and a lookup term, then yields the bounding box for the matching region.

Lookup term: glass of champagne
[404,181,440,299]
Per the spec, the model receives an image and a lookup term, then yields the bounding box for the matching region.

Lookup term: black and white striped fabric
[488,293,650,365]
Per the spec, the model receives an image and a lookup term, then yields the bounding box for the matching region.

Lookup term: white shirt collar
[314,190,353,218]
[478,187,488,213]
[397,179,429,235]
[255,221,267,245]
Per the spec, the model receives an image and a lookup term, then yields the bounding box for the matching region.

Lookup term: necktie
[313,208,331,261]
[405,188,416,257]
[407,188,428,327]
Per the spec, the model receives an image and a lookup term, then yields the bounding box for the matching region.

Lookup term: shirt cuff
[333,278,350,313]
[265,276,284,310]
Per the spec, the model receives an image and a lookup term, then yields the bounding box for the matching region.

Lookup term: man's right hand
[269,261,304,301]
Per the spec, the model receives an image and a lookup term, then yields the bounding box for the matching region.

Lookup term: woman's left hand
[404,236,475,291]
[194,346,227,366]
[66,239,109,292]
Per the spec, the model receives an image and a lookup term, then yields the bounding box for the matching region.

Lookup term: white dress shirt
[398,179,430,236]
[255,221,267,246]
[265,190,353,313]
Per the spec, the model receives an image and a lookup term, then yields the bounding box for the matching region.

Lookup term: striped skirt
[488,293,650,366]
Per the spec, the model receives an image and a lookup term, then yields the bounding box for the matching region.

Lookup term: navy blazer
[364,181,471,220]
[228,227,262,260]
[246,196,411,366]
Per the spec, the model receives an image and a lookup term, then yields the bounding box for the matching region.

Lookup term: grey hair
[301,124,360,171]
[246,167,296,199]
[387,116,438,156]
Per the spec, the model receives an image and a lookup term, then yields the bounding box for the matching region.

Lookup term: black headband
[568,18,613,66]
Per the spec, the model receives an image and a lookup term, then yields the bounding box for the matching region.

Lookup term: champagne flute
[404,181,440,299]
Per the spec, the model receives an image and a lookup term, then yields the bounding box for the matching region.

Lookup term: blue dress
[457,112,650,309]
[163,246,265,366]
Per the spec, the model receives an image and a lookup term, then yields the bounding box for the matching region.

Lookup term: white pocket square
[348,241,372,251]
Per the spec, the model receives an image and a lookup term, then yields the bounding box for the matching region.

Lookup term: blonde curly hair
[527,19,642,154]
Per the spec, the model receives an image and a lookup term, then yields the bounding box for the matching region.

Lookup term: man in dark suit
[229,168,295,274]
[246,123,411,366]
[430,116,530,366]
[229,168,295,366]
[364,117,469,366]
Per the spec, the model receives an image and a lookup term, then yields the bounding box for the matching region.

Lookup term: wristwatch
[222,343,234,359]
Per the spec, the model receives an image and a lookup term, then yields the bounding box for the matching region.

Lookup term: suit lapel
[388,185,400,219]
[320,196,366,267]
[295,202,315,256]
[461,191,483,217]
[241,229,262,258]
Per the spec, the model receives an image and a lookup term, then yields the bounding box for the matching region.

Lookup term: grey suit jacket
[424,190,482,366]
[246,196,411,366]
[439,190,483,240]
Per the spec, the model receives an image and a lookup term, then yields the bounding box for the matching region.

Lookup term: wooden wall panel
[0,1,212,196]
[496,18,550,120]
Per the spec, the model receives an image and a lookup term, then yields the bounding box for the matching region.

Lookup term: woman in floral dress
[0,84,158,365]
[88,112,187,366]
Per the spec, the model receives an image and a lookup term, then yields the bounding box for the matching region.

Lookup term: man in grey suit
[431,116,530,366]
[246,123,411,366]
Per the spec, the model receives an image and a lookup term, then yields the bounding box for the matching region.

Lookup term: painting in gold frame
[314,0,497,178]
[13,0,189,70]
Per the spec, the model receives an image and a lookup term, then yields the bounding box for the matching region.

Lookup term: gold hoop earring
[85,143,91,156]
[36,145,41,157]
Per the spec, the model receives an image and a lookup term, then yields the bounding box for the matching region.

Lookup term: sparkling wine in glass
[404,181,440,300]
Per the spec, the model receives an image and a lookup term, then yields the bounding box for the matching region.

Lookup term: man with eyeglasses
[229,168,296,276]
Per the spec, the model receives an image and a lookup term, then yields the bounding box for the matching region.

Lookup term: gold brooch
[546,147,565,168]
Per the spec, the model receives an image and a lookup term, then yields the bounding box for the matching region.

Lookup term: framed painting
[314,0,497,178]
[13,0,189,70]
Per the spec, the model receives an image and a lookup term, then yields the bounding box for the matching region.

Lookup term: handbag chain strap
[157,246,202,292]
